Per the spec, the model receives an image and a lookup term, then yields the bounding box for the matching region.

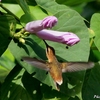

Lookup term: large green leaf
[90,13,100,51]
[1,4,24,19]
[0,14,16,56]
[82,63,100,100]
[0,49,15,82]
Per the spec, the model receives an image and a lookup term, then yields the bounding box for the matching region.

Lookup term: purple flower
[25,16,57,33]
[36,29,80,46]
[25,16,80,46]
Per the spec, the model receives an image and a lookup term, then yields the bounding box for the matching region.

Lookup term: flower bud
[36,29,80,46]
[25,16,58,33]
[19,38,25,44]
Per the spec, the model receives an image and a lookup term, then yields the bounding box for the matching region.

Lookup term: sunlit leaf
[17,0,35,25]
[0,49,15,82]
[90,13,100,51]
[0,66,9,83]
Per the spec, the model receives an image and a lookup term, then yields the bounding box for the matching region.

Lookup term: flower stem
[90,38,98,50]
[90,38,94,47]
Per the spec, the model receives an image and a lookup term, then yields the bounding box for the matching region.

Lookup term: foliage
[0,0,100,100]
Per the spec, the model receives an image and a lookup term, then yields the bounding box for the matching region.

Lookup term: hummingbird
[22,40,94,90]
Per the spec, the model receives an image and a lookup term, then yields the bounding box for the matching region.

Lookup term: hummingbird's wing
[22,57,49,71]
[61,62,94,73]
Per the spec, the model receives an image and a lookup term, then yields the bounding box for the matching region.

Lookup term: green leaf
[29,6,48,19]
[0,49,15,82]
[1,4,24,19]
[60,71,85,99]
[17,0,30,14]
[0,53,15,70]
[82,63,100,100]
[0,14,16,56]
[17,0,36,24]
[90,13,100,51]
[35,0,69,14]
[0,66,9,83]
[20,13,34,25]
[1,65,33,100]
[0,56,15,82]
